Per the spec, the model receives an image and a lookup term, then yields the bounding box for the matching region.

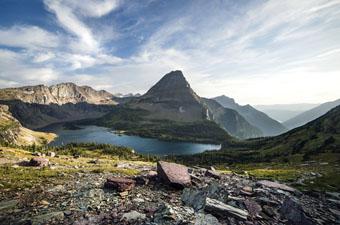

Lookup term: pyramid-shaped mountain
[132,70,206,122]
[130,70,263,139]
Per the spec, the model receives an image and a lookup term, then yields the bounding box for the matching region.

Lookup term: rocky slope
[0,104,55,145]
[284,98,340,130]
[0,83,117,105]
[0,147,338,225]
[214,95,287,136]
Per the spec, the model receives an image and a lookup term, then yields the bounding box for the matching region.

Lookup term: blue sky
[0,0,339,104]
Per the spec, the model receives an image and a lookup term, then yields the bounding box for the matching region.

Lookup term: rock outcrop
[0,104,55,145]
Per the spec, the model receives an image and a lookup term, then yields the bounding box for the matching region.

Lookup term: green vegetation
[20,142,157,162]
[0,145,148,191]
[0,165,61,190]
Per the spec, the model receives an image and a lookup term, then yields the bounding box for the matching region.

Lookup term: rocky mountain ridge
[0,83,117,105]
[214,95,287,136]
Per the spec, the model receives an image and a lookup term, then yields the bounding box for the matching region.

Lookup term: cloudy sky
[0,0,339,104]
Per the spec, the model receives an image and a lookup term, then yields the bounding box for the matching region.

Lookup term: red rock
[157,161,191,189]
[29,157,49,167]
[104,177,136,192]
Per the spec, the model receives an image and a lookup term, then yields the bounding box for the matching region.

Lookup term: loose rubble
[0,161,339,225]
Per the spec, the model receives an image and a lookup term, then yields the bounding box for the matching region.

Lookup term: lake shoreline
[47,124,221,156]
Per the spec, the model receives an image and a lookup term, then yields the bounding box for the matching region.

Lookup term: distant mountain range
[254,103,319,122]
[283,99,340,129]
[0,70,337,143]
[213,95,287,136]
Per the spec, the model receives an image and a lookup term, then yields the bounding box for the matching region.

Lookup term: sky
[0,0,339,105]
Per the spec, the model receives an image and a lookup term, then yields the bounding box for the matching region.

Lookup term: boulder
[104,177,135,192]
[280,197,314,225]
[29,157,49,167]
[257,180,296,193]
[157,161,191,188]
[205,198,249,220]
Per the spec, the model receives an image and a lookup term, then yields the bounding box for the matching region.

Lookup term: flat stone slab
[104,177,136,192]
[257,180,296,192]
[205,198,249,220]
[157,161,191,189]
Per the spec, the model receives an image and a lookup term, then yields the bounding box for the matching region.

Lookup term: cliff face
[0,83,117,105]
[0,104,56,145]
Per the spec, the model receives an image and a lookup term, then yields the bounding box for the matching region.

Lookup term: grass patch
[0,166,61,190]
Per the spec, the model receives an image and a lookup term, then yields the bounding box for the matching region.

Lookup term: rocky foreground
[0,157,340,225]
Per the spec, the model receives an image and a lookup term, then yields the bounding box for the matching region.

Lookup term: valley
[0,70,339,225]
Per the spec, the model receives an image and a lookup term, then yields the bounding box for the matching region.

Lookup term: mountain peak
[133,70,204,122]
[148,70,190,93]
[143,70,196,100]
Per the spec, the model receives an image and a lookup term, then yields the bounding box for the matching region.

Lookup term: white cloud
[0,49,59,85]
[43,0,120,53]
[68,0,120,18]
[33,52,56,63]
[0,26,59,49]
[44,0,99,53]
[124,0,340,104]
